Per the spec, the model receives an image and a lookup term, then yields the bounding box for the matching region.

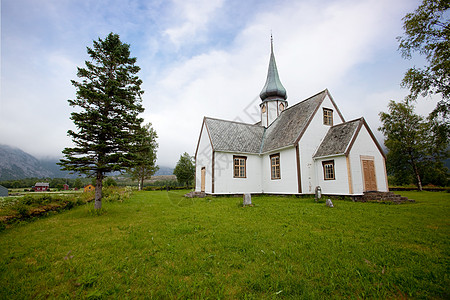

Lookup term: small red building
[34,182,49,192]
[63,184,69,190]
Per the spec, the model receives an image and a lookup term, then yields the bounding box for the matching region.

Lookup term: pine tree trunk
[95,172,103,209]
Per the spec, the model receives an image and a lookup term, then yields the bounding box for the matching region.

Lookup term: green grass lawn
[0,190,448,299]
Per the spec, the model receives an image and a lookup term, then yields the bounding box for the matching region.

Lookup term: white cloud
[1,0,428,168]
[163,0,225,47]
[143,0,422,166]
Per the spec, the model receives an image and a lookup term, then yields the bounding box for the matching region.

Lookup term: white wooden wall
[213,152,262,194]
[298,95,345,194]
[348,126,388,194]
[195,123,213,193]
[261,147,298,194]
[314,156,350,195]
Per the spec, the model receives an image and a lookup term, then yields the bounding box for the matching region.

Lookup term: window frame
[323,108,333,126]
[322,160,335,180]
[270,153,281,180]
[233,155,247,178]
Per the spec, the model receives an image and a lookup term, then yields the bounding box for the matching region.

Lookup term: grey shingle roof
[262,90,326,152]
[202,90,348,155]
[205,118,265,153]
[313,118,362,158]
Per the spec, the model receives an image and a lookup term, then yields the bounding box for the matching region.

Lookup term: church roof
[262,90,327,152]
[313,118,362,158]
[204,118,265,153]
[201,90,338,155]
[259,38,287,101]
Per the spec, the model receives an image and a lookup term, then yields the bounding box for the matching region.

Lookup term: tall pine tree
[59,33,144,209]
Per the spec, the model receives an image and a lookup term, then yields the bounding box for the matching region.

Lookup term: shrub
[15,203,30,218]
[21,195,34,205]
[80,191,95,203]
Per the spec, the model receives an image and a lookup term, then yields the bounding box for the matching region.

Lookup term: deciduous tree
[379,100,448,190]
[173,152,195,187]
[127,123,159,190]
[397,0,450,116]
[59,33,144,209]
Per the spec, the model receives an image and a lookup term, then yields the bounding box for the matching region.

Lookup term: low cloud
[1,0,427,167]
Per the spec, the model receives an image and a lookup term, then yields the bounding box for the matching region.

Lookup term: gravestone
[326,199,334,208]
[315,186,322,202]
[243,193,252,206]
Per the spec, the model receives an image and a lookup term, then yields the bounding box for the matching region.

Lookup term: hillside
[0,145,53,180]
[0,144,173,180]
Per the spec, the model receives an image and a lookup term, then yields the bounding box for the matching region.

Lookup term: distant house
[63,184,69,190]
[34,182,49,192]
[0,185,8,197]
[84,184,95,192]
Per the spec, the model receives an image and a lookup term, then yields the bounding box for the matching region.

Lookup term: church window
[323,108,333,126]
[279,102,284,112]
[270,153,281,179]
[233,156,247,178]
[262,104,266,113]
[322,160,335,180]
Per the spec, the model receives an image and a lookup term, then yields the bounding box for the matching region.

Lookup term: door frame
[360,156,377,192]
[201,167,206,192]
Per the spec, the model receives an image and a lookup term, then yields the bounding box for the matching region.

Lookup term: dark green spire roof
[259,37,287,101]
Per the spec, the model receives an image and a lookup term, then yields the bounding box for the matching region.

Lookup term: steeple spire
[259,35,287,101]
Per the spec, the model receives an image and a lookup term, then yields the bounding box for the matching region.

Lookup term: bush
[21,195,34,205]
[15,203,30,218]
[80,191,95,203]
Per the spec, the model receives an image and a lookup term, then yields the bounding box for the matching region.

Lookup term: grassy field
[0,190,448,299]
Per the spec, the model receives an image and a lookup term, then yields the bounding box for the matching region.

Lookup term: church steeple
[259,35,287,101]
[260,36,288,127]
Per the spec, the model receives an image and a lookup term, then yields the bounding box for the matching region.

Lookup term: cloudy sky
[0,0,438,167]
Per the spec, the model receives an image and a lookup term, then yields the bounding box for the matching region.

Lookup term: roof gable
[313,118,362,158]
[313,117,386,159]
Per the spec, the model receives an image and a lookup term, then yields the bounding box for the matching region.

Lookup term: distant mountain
[0,145,53,180]
[0,144,174,180]
[39,158,78,179]
[155,166,174,176]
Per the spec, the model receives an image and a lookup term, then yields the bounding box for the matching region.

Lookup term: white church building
[194,41,388,196]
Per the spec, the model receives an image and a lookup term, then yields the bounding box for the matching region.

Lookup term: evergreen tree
[59,33,144,209]
[127,122,159,190]
[173,152,195,187]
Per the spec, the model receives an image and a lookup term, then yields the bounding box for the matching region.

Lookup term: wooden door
[362,159,377,191]
[201,167,206,192]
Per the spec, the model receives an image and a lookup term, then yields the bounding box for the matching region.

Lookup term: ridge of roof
[204,116,264,128]
[280,89,328,115]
